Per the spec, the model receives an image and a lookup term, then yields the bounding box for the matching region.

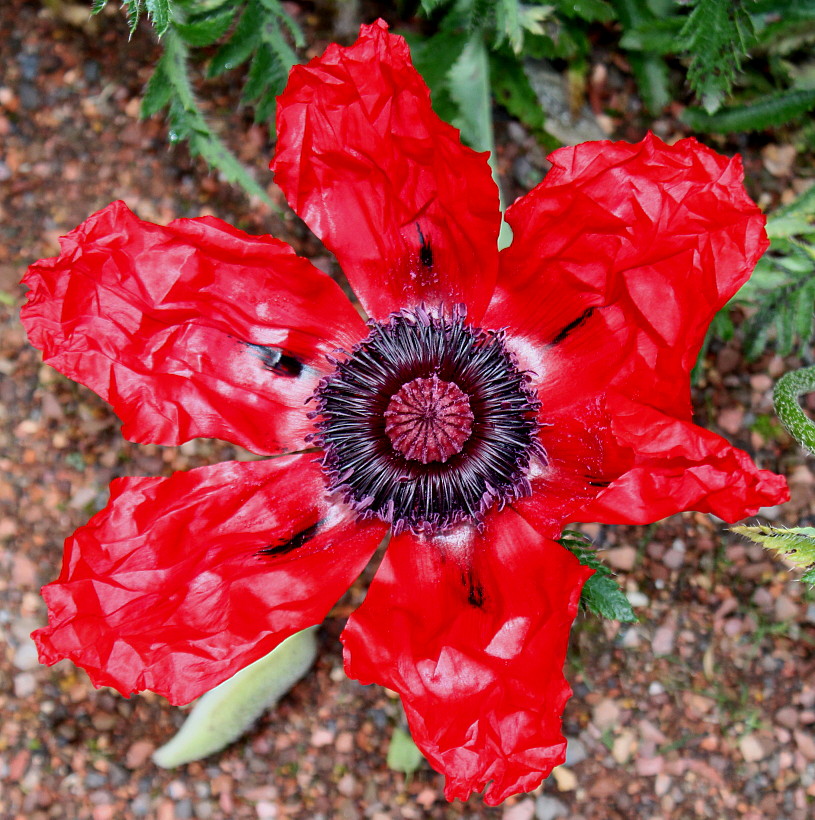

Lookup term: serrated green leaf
[91,0,108,14]
[732,525,815,567]
[772,182,815,221]
[619,19,683,54]
[174,5,236,46]
[243,43,274,102]
[631,52,672,113]
[559,531,638,623]
[153,628,318,767]
[141,55,173,117]
[765,215,815,239]
[582,574,638,622]
[802,567,815,584]
[255,0,305,46]
[156,28,275,206]
[679,0,756,113]
[489,49,546,136]
[557,0,615,22]
[123,0,144,35]
[495,0,524,52]
[420,0,448,14]
[145,0,172,36]
[404,28,468,125]
[681,88,815,132]
[615,0,672,113]
[387,727,424,776]
[448,34,493,154]
[207,0,262,77]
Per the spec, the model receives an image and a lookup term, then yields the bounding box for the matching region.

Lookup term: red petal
[515,399,629,537]
[21,202,366,455]
[488,133,768,415]
[341,508,592,805]
[273,20,500,322]
[33,456,386,704]
[576,396,789,523]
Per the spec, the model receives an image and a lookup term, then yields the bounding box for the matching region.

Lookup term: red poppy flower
[21,20,787,805]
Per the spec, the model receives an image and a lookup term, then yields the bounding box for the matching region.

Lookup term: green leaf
[174,5,236,47]
[404,28,468,126]
[141,53,174,117]
[387,727,424,776]
[615,0,672,113]
[91,0,108,14]
[495,0,523,53]
[157,28,275,205]
[619,19,683,54]
[681,88,815,132]
[731,525,815,583]
[207,0,262,77]
[420,0,449,14]
[447,34,493,154]
[145,0,173,37]
[679,0,756,113]
[771,182,815,222]
[557,0,615,22]
[153,628,318,767]
[559,531,638,623]
[256,0,305,47]
[582,574,639,622]
[773,365,815,454]
[489,48,546,137]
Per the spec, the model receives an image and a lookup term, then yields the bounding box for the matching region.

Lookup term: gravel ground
[2,2,815,818]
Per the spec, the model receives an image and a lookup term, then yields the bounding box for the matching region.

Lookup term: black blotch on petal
[259,521,321,558]
[416,223,433,268]
[550,307,596,345]
[587,478,612,488]
[462,570,486,608]
[242,341,304,378]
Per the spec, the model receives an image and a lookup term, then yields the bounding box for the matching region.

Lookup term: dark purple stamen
[311,306,542,533]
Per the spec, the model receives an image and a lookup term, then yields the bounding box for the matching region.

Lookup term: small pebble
[603,545,636,571]
[535,795,568,820]
[740,733,770,763]
[13,672,36,698]
[564,737,587,767]
[652,624,675,656]
[126,740,156,769]
[794,730,815,761]
[12,639,40,671]
[591,698,620,731]
[551,766,577,792]
[777,707,800,729]
[502,797,535,820]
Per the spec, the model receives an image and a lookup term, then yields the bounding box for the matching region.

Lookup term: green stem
[773,365,815,454]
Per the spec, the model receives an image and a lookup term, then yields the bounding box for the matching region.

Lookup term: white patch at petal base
[484,616,530,660]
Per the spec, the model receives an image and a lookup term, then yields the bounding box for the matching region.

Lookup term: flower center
[384,375,474,464]
[311,306,542,534]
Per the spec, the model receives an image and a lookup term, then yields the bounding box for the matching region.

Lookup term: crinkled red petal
[576,396,789,523]
[341,507,592,805]
[21,201,366,455]
[514,399,630,537]
[33,456,386,705]
[273,20,500,322]
[488,133,769,417]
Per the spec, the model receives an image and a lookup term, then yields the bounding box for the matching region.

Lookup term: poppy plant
[22,20,788,805]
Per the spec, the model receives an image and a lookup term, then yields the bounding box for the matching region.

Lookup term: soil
[2,2,815,819]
